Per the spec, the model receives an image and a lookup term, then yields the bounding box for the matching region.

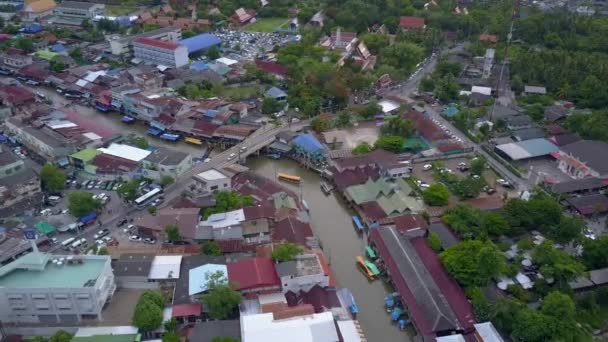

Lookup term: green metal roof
[71,334,141,342]
[345,178,394,205]
[34,222,55,235]
[71,148,102,163]
[35,50,60,61]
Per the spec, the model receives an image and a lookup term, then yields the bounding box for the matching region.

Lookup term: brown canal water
[247,157,414,342]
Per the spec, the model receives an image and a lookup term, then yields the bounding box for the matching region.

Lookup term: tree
[50,60,67,72]
[69,47,82,60]
[40,164,66,193]
[98,247,108,255]
[262,97,283,114]
[380,116,415,137]
[511,308,557,342]
[201,241,222,256]
[271,243,303,262]
[435,74,460,102]
[161,333,180,342]
[442,205,510,239]
[311,117,330,133]
[422,183,449,206]
[550,216,583,244]
[211,337,239,342]
[352,142,373,155]
[161,176,174,187]
[359,101,382,120]
[467,287,493,321]
[15,37,34,52]
[202,191,254,219]
[207,45,220,60]
[582,236,608,269]
[132,299,163,332]
[335,110,352,127]
[202,279,242,320]
[440,240,505,287]
[165,224,180,242]
[541,291,575,322]
[48,330,72,342]
[375,136,404,153]
[129,137,149,149]
[427,232,442,251]
[141,290,164,308]
[68,192,101,217]
[148,207,157,214]
[380,41,424,73]
[164,318,178,333]
[117,180,139,201]
[533,240,585,285]
[419,77,435,92]
[470,158,486,175]
[511,74,524,93]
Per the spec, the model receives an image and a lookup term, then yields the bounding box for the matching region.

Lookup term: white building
[109,27,182,56]
[132,37,189,68]
[198,209,244,240]
[194,169,231,193]
[0,252,115,324]
[275,253,331,293]
[51,1,105,26]
[148,255,182,281]
[97,143,151,163]
[241,311,339,342]
[142,147,193,180]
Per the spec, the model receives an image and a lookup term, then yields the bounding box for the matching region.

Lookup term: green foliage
[68,192,101,217]
[165,224,180,241]
[211,337,239,342]
[117,180,139,201]
[470,157,486,175]
[542,291,576,322]
[271,243,303,262]
[419,77,435,92]
[443,205,509,239]
[147,206,157,214]
[97,247,108,255]
[582,235,608,269]
[380,116,415,137]
[311,117,330,133]
[164,318,178,333]
[374,136,404,153]
[50,60,67,73]
[352,142,373,155]
[48,330,72,342]
[467,287,493,321]
[40,164,66,193]
[422,183,449,206]
[200,240,222,256]
[359,101,382,121]
[517,237,535,251]
[161,332,180,342]
[533,240,585,286]
[335,110,352,128]
[202,191,254,219]
[129,137,149,149]
[161,175,174,187]
[440,240,505,287]
[207,45,220,60]
[359,33,390,55]
[177,81,221,99]
[503,193,564,235]
[427,232,442,252]
[262,97,283,114]
[202,278,242,320]
[133,291,164,332]
[435,74,460,102]
[566,110,608,143]
[14,37,34,52]
[511,308,557,342]
[380,42,425,74]
[69,47,82,60]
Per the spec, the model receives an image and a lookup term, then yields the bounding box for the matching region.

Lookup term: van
[47,195,61,203]
[35,91,45,98]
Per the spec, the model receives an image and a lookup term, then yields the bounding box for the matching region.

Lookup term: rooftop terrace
[0,254,107,288]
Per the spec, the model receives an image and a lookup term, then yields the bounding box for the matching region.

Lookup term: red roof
[92,154,138,173]
[406,110,451,141]
[243,204,275,220]
[316,252,337,287]
[0,33,11,42]
[285,285,341,313]
[399,16,425,29]
[171,303,201,317]
[216,239,244,253]
[192,121,219,137]
[255,59,288,77]
[393,214,428,234]
[227,257,280,291]
[271,216,314,246]
[0,85,34,105]
[479,34,498,43]
[331,165,381,191]
[134,37,181,50]
[360,201,388,221]
[272,304,314,320]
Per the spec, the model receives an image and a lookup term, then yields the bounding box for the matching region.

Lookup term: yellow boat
[185,137,203,145]
[277,173,301,184]
[356,256,375,280]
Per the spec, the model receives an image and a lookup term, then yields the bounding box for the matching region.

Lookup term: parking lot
[213,29,291,60]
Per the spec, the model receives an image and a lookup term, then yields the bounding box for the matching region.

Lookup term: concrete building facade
[109,27,182,56]
[132,37,188,68]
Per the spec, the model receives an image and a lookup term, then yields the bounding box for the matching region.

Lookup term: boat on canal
[352,216,364,233]
[356,256,375,280]
[267,153,281,159]
[320,181,334,195]
[277,173,301,184]
[366,246,377,259]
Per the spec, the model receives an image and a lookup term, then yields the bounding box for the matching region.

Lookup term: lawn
[222,85,261,100]
[246,17,288,32]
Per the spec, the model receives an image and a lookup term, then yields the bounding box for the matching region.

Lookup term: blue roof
[51,43,65,53]
[189,264,227,295]
[203,109,219,118]
[21,23,43,33]
[190,61,209,71]
[293,133,325,154]
[495,138,559,160]
[179,33,221,54]
[266,87,287,98]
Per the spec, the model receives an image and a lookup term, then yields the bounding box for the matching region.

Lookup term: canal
[247,157,414,342]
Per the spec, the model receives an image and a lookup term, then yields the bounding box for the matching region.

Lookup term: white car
[227,153,236,160]
[129,235,142,242]
[423,164,433,171]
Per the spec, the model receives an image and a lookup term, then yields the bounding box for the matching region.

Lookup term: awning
[171,303,201,317]
[150,121,166,131]
[185,137,202,145]
[57,157,70,167]
[147,128,162,136]
[34,222,55,235]
[121,116,135,123]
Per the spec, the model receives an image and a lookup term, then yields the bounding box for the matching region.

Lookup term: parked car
[143,237,156,244]
[423,164,433,171]
[227,153,236,160]
[117,219,128,227]
[129,235,142,242]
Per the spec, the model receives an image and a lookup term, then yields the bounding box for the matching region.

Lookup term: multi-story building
[0,53,33,69]
[51,1,105,26]
[141,147,193,180]
[194,169,231,193]
[23,0,57,21]
[0,147,41,214]
[0,252,116,324]
[276,253,333,293]
[132,37,188,68]
[109,27,182,56]
[6,118,72,163]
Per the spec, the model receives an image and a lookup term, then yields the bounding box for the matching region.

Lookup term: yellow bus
[277,173,301,184]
